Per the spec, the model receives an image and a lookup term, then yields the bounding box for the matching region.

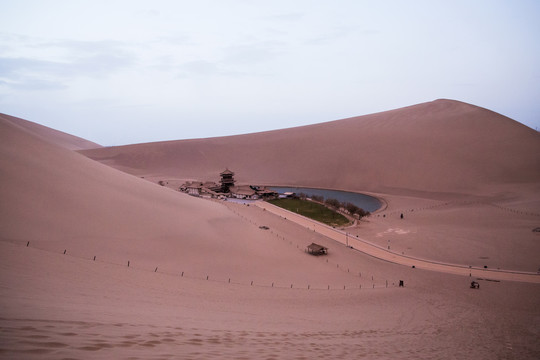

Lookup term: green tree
[325,198,341,208]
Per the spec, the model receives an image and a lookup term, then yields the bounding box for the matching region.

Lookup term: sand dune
[1,101,539,359]
[81,99,540,196]
[0,113,101,150]
[0,112,355,287]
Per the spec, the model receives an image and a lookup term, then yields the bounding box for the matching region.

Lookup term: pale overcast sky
[1,0,539,145]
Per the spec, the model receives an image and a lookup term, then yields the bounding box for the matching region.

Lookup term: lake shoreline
[269,186,383,213]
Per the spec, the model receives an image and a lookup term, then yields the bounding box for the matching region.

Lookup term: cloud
[176,60,244,78]
[0,55,130,78]
[0,57,68,91]
[0,36,136,92]
[0,57,51,77]
[173,39,285,79]
[222,41,283,65]
[264,12,305,22]
[0,54,133,89]
[180,60,223,75]
[154,35,191,46]
[304,26,355,46]
[0,77,68,91]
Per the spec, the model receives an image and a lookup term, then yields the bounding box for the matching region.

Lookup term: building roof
[201,188,220,196]
[220,169,235,176]
[229,185,256,196]
[202,181,220,189]
[307,243,328,252]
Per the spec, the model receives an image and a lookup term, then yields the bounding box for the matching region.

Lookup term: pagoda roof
[220,169,235,176]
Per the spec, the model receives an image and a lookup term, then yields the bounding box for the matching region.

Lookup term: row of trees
[297,193,370,218]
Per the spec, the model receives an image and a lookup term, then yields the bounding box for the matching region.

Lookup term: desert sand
[1,99,539,359]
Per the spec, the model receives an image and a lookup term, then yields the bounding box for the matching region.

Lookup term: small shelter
[307,243,328,256]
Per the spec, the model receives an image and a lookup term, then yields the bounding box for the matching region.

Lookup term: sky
[1,0,539,145]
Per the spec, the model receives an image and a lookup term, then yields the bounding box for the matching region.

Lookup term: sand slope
[0,112,357,287]
[0,113,101,150]
[80,99,540,196]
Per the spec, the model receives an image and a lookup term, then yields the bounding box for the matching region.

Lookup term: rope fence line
[6,197,408,291]
[222,203,401,288]
[488,203,540,217]
[10,240,403,292]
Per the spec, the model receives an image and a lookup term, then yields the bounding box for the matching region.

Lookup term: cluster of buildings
[179,169,278,200]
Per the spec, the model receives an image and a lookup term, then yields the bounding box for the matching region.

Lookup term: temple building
[179,169,277,200]
[229,185,258,200]
[220,169,235,193]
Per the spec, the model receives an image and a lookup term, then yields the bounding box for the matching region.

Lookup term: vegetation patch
[303,193,370,218]
[268,198,350,227]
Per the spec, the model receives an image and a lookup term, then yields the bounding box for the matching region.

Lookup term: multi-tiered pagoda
[219,169,235,193]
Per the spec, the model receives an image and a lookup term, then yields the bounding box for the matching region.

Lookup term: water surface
[269,187,381,213]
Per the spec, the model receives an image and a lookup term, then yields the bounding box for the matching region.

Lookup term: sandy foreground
[1,102,540,359]
[1,201,539,360]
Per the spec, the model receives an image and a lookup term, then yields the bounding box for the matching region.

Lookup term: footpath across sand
[255,200,540,283]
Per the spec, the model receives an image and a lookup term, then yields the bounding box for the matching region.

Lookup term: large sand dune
[1,102,539,359]
[81,99,540,196]
[0,113,353,286]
